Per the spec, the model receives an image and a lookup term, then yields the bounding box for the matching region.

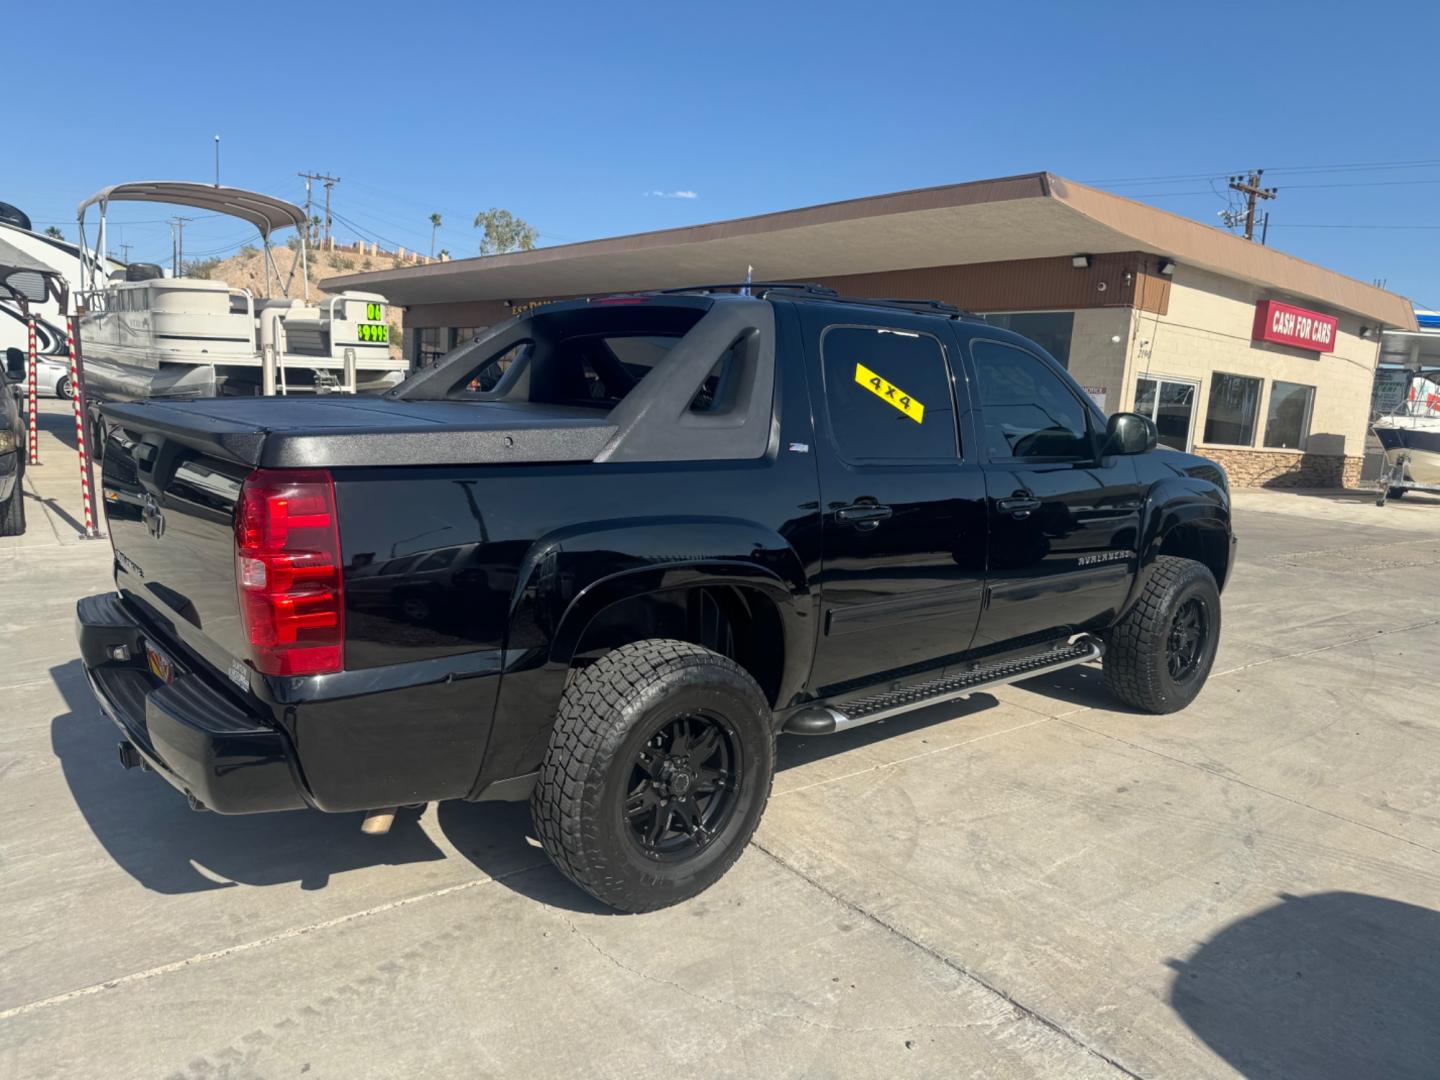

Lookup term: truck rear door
[798,305,987,697]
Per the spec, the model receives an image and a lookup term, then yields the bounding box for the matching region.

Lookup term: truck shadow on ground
[1170,891,1440,1079]
[1005,661,1133,713]
[49,659,454,894]
[53,654,1017,910]
[436,692,1007,911]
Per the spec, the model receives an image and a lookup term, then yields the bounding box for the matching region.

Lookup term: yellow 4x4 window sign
[854,363,924,423]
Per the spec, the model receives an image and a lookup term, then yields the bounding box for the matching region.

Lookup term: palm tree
[43,226,63,240]
[429,213,442,257]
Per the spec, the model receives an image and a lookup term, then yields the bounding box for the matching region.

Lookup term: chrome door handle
[998,496,1041,517]
[835,503,894,529]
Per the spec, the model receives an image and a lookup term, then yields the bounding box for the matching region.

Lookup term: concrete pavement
[3,398,1438,1078]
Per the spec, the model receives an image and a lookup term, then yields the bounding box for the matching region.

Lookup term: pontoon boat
[74,182,407,399]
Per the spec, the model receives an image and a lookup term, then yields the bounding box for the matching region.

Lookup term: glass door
[1134,376,1198,451]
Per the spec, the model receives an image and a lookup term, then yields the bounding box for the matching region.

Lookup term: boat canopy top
[76,182,307,237]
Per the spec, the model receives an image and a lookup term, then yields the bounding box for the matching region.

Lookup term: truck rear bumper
[76,592,308,814]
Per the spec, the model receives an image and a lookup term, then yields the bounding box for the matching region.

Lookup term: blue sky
[11,0,1439,307]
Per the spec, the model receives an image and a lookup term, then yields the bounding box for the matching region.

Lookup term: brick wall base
[1200,447,1364,489]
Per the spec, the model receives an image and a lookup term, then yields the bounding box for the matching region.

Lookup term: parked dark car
[76,284,1234,911]
[1,349,27,534]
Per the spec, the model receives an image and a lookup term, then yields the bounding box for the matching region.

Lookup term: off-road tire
[1103,556,1220,714]
[531,639,774,913]
[0,480,24,536]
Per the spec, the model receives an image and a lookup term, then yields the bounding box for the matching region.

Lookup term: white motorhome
[0,208,120,368]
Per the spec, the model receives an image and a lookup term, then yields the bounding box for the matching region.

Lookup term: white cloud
[646,189,698,199]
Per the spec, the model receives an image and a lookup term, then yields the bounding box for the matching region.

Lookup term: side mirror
[4,348,25,381]
[1105,412,1158,455]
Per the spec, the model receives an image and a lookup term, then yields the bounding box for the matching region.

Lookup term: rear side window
[970,340,1091,461]
[820,326,957,463]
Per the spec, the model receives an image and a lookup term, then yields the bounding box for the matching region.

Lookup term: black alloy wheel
[1166,597,1210,683]
[1103,555,1222,714]
[625,712,741,860]
[531,639,775,912]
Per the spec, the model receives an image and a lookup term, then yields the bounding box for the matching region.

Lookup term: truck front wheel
[0,480,24,536]
[531,639,775,912]
[1103,556,1221,714]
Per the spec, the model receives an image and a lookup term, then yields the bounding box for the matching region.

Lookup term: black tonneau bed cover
[100,397,618,469]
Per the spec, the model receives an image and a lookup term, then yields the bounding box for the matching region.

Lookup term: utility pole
[1227,170,1278,242]
[169,216,192,276]
[299,173,313,246]
[299,172,340,247]
[118,242,132,264]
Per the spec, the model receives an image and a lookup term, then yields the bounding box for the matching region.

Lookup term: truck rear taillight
[234,468,344,676]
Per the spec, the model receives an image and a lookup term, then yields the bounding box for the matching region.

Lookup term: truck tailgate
[99,395,615,676]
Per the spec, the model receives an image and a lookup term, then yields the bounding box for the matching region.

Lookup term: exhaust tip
[361,809,397,835]
[117,741,142,770]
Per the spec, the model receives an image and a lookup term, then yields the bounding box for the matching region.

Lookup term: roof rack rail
[611,283,979,319]
[783,291,979,320]
[656,282,837,297]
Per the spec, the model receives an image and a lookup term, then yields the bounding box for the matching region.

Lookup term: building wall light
[1071,255,1091,269]
[1158,259,1176,276]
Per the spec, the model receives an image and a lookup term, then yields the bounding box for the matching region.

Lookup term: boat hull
[1374,420,1440,487]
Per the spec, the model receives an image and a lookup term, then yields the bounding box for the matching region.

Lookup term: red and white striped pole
[25,316,39,466]
[64,316,102,539]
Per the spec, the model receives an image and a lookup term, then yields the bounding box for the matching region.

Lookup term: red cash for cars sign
[1252,300,1337,353]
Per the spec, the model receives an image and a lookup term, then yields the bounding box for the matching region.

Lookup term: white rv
[0,207,120,370]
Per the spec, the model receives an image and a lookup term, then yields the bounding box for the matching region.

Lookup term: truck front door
[959,335,1141,651]
[800,308,987,697]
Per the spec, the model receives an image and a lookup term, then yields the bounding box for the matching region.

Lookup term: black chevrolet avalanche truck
[77,285,1235,911]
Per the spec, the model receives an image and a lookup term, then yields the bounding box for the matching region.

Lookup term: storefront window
[413,326,486,368]
[1134,376,1197,451]
[1263,380,1315,450]
[979,312,1075,368]
[1202,372,1262,446]
[417,327,449,368]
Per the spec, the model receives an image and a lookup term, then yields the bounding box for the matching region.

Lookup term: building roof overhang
[320,172,1416,330]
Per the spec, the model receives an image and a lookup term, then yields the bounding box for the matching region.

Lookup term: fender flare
[551,559,812,706]
[1122,478,1232,612]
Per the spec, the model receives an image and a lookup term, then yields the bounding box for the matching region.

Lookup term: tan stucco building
[326,173,1416,487]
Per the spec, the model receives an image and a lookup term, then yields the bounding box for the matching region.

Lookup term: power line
[1268,223,1440,230]
[1087,157,1440,186]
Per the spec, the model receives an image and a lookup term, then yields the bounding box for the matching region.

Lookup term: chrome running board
[784,636,1104,736]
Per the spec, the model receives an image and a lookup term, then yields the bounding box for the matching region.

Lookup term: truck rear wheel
[1103,556,1220,714]
[531,639,774,912]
